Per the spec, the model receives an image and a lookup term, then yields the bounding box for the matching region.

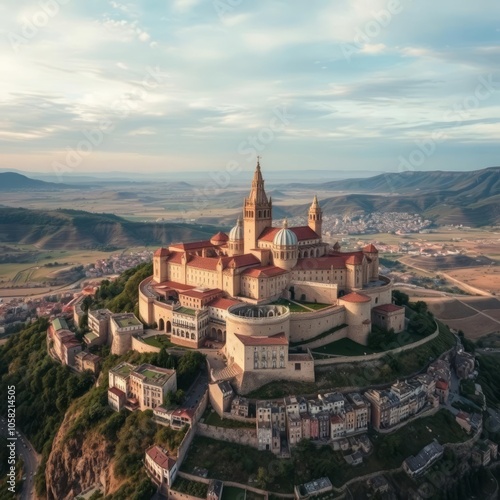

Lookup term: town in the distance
[1,162,500,500]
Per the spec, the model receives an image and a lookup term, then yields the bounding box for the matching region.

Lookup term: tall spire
[247,157,268,205]
[312,194,319,207]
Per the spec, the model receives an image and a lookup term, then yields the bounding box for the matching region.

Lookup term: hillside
[284,167,500,226]
[291,166,500,194]
[0,172,75,191]
[0,207,220,249]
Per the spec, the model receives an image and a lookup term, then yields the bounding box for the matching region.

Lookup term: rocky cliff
[45,409,121,500]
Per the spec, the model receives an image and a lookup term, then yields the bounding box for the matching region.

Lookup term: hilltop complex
[139,161,404,392]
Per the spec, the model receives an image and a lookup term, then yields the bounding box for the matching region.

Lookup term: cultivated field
[446,266,500,295]
[426,297,500,338]
[0,246,153,298]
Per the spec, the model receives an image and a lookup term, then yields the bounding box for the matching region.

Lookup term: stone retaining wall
[196,423,258,448]
[131,335,161,353]
[314,322,439,366]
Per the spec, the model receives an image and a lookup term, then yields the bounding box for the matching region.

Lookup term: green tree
[392,290,409,306]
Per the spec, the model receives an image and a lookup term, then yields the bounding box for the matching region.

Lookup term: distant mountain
[0,172,75,191]
[0,208,220,250]
[299,166,500,195]
[284,167,500,227]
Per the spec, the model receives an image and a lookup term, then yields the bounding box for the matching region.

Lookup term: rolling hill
[0,172,76,191]
[0,208,221,249]
[288,166,500,195]
[284,167,500,226]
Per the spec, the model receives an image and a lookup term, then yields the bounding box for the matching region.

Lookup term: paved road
[0,416,40,500]
[183,364,208,410]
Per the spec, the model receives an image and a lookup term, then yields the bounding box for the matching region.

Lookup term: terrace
[115,315,141,328]
[176,306,196,316]
[111,362,135,378]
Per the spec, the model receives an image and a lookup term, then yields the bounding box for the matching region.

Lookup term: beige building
[108,362,177,411]
[85,308,112,346]
[74,351,101,374]
[208,380,234,417]
[47,317,82,367]
[144,445,178,488]
[139,161,403,392]
[110,313,144,355]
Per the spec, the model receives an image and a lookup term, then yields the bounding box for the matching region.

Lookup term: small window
[295,363,301,371]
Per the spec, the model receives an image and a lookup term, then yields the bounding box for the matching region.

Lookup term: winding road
[0,416,40,500]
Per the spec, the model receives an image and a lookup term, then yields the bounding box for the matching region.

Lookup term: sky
[0,0,499,178]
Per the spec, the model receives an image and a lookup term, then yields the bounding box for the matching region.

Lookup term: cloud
[0,0,499,173]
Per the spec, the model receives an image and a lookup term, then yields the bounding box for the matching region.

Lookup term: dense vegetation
[0,318,95,495]
[0,262,205,499]
[183,410,467,492]
[172,477,208,498]
[78,262,153,323]
[475,352,500,408]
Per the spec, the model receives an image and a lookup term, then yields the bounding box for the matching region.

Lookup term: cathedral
[139,161,405,392]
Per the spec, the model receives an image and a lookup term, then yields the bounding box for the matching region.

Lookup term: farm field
[426,297,500,338]
[446,265,500,295]
[0,246,154,298]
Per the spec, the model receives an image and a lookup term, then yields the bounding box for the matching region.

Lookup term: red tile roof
[340,292,371,303]
[172,407,195,419]
[363,244,378,253]
[258,226,320,242]
[234,332,288,346]
[345,254,364,265]
[170,240,214,251]
[436,380,449,390]
[146,445,177,471]
[153,281,195,291]
[373,304,404,313]
[227,254,261,268]
[209,297,242,310]
[166,252,183,265]
[258,227,280,242]
[290,226,320,241]
[293,256,346,270]
[188,256,222,271]
[210,232,229,243]
[180,288,222,299]
[108,387,126,398]
[154,247,169,257]
[241,266,288,278]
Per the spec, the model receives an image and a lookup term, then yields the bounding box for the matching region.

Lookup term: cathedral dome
[273,219,298,247]
[229,218,243,241]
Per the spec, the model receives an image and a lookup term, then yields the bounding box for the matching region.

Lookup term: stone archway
[166,321,172,333]
[217,329,223,341]
[158,318,165,331]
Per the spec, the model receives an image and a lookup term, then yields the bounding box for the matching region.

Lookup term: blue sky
[0,0,499,176]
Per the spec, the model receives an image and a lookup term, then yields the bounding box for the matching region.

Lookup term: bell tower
[243,158,272,253]
[308,195,322,238]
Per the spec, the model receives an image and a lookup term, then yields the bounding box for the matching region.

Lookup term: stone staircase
[212,363,242,382]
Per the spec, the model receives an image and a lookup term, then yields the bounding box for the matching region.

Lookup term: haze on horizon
[1,0,499,177]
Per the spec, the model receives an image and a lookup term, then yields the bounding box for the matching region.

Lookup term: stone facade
[139,161,402,392]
